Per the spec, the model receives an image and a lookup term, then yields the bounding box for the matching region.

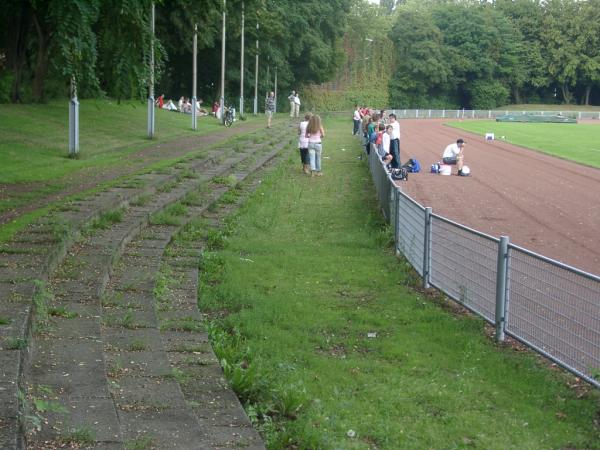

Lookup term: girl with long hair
[306,114,325,176]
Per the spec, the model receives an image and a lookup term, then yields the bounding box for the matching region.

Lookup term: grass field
[446,120,600,168]
[200,116,600,449]
[496,104,600,112]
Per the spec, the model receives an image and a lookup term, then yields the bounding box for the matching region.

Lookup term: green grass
[447,120,600,168]
[199,116,600,449]
[0,100,223,185]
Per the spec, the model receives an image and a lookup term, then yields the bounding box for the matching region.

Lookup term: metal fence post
[495,236,509,342]
[422,207,432,288]
[68,95,79,158]
[394,187,401,256]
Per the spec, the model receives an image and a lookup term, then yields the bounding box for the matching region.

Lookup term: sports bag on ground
[402,158,421,173]
[431,163,440,173]
[391,167,408,181]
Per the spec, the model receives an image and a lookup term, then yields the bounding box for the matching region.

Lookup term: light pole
[148,2,155,138]
[253,21,259,115]
[192,23,198,130]
[220,0,226,125]
[239,1,245,118]
[274,66,277,114]
[68,76,79,158]
[363,37,373,81]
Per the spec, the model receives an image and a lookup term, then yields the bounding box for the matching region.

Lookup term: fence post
[422,207,432,288]
[442,109,445,118]
[495,236,509,342]
[394,187,401,256]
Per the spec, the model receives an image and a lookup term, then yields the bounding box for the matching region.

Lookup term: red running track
[394,119,600,276]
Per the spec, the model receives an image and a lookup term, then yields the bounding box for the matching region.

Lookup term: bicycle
[223,106,235,127]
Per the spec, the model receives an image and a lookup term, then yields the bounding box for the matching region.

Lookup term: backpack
[431,163,440,173]
[391,167,408,181]
[402,158,421,173]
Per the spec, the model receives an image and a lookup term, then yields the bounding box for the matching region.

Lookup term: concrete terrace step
[3,127,292,449]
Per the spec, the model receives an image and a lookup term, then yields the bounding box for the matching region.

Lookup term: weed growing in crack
[125,436,157,450]
[129,340,147,351]
[32,280,52,334]
[5,337,27,350]
[156,180,178,193]
[83,208,125,235]
[150,202,188,226]
[59,426,95,446]
[130,194,152,207]
[48,307,78,319]
[0,316,11,325]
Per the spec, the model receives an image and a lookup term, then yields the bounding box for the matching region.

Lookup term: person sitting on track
[442,138,466,175]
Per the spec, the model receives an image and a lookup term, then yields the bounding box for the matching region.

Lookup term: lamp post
[363,37,373,81]
[192,23,198,130]
[220,0,226,125]
[239,1,245,118]
[274,66,277,114]
[68,76,79,158]
[147,2,155,138]
[253,21,259,115]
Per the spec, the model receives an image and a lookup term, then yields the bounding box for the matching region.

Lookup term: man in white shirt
[288,90,297,118]
[388,113,401,168]
[353,105,361,135]
[293,93,301,118]
[442,138,466,175]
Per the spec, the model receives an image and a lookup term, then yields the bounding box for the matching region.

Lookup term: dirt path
[397,119,600,276]
[0,120,268,226]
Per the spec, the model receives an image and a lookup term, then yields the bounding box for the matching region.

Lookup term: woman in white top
[298,113,312,174]
[306,114,325,176]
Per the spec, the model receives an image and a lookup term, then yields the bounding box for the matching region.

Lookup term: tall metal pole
[192,23,198,130]
[253,22,259,115]
[274,66,277,114]
[220,0,226,125]
[239,1,245,118]
[147,2,155,138]
[68,76,79,158]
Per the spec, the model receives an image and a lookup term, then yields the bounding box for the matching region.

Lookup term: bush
[0,71,14,103]
[468,80,509,109]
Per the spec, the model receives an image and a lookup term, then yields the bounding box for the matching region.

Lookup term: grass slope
[199,116,600,449]
[446,120,600,168]
[0,100,223,184]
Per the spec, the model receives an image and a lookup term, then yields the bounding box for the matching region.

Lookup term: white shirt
[390,121,400,140]
[298,121,309,148]
[294,95,301,105]
[382,132,390,153]
[353,110,361,121]
[443,143,462,159]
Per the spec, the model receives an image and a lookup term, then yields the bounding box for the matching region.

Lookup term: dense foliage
[0,0,351,109]
[388,0,600,108]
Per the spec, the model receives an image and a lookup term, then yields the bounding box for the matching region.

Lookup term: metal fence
[367,148,600,388]
[388,109,600,120]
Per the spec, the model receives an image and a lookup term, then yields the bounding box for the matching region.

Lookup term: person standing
[306,114,325,176]
[298,113,312,174]
[388,113,401,168]
[293,92,301,118]
[288,90,296,118]
[265,91,276,128]
[353,105,361,135]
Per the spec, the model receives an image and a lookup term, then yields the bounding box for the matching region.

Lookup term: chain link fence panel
[396,190,426,276]
[429,215,499,323]
[507,245,600,382]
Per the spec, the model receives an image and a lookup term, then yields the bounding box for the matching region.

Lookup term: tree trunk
[7,2,30,102]
[584,85,591,106]
[512,85,521,105]
[561,83,572,105]
[31,10,51,103]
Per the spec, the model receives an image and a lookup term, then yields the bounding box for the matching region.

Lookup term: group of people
[354,106,401,169]
[154,94,210,116]
[353,105,467,176]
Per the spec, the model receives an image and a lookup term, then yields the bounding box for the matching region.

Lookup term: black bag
[391,167,408,181]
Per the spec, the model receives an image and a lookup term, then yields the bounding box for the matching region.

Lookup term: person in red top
[157,94,164,109]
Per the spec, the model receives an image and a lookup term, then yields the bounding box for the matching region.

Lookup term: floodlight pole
[192,23,198,130]
[239,1,245,117]
[68,76,79,158]
[220,0,226,125]
[147,2,155,138]
[274,66,277,113]
[253,22,259,115]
